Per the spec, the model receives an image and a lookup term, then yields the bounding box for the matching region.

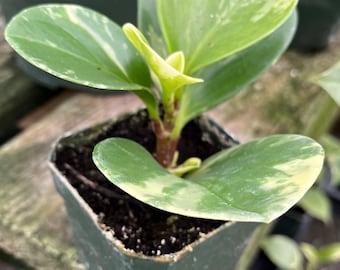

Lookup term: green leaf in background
[301,242,340,268]
[158,0,298,73]
[300,243,319,270]
[93,135,324,222]
[174,12,297,133]
[5,4,151,91]
[320,134,340,186]
[318,243,340,264]
[262,235,303,270]
[298,187,331,224]
[314,62,340,106]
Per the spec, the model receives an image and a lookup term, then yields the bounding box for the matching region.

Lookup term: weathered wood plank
[0,29,340,270]
[0,92,144,269]
[0,7,55,143]
[215,47,340,141]
[0,66,56,141]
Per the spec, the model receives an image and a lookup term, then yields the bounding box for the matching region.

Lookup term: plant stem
[151,91,181,168]
[152,119,179,168]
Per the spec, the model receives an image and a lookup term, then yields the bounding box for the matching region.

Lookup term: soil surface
[54,110,237,256]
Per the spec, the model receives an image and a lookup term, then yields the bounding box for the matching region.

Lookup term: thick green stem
[151,88,181,168]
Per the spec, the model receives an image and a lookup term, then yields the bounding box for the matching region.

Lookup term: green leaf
[318,243,340,263]
[174,12,297,134]
[314,62,340,106]
[122,23,203,92]
[5,4,152,91]
[298,187,331,224]
[300,242,319,270]
[138,0,167,57]
[158,0,298,73]
[168,157,202,177]
[320,135,340,186]
[166,52,185,73]
[262,235,303,270]
[93,134,324,222]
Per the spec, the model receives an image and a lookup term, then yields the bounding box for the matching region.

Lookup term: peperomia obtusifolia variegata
[5,0,325,223]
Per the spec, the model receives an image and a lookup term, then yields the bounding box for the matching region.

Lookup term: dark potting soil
[54,110,235,256]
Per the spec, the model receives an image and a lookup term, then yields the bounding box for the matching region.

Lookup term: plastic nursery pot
[1,0,137,91]
[48,109,259,270]
[290,0,340,52]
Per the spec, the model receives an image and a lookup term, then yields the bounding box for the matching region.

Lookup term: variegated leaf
[174,12,297,133]
[158,0,298,73]
[93,135,324,223]
[5,4,151,91]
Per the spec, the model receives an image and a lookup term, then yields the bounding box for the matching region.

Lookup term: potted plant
[290,0,340,52]
[4,0,325,269]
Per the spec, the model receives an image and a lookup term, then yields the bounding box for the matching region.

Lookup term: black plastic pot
[1,0,137,91]
[290,0,340,52]
[48,110,260,270]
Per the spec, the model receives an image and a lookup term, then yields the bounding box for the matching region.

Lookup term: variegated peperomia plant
[5,0,325,223]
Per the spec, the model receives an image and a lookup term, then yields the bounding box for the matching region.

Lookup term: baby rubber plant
[5,0,325,223]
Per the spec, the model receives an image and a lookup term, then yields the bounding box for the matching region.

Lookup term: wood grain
[0,92,143,269]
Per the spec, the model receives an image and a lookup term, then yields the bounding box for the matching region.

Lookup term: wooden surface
[0,7,55,143]
[0,91,144,269]
[1,22,340,270]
